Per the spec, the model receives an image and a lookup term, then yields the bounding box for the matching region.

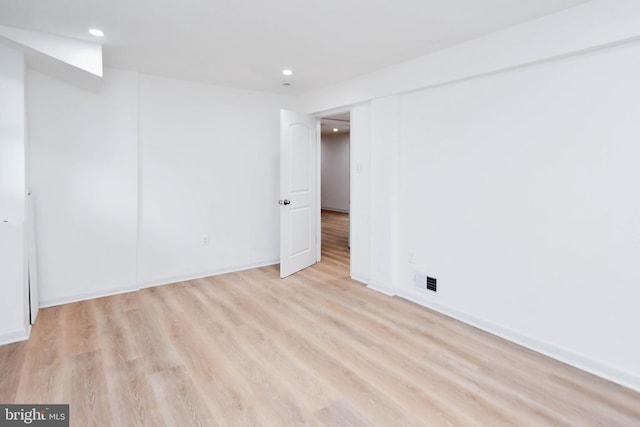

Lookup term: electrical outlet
[201,234,209,246]
[408,252,415,264]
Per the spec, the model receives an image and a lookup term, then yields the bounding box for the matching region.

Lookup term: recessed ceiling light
[282,69,293,76]
[89,28,104,37]
[333,128,339,132]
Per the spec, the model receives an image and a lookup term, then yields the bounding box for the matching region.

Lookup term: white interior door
[280,110,318,278]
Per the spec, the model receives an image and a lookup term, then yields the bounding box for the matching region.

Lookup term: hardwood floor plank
[93,295,142,368]
[105,359,166,427]
[0,210,638,426]
[61,298,100,357]
[13,306,65,404]
[64,350,111,426]
[315,400,375,427]
[0,341,27,402]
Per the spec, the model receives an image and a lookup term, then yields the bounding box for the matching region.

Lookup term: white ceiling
[0,0,587,94]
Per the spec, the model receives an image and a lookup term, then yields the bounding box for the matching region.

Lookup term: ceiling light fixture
[333,128,339,132]
[282,69,293,76]
[89,28,104,37]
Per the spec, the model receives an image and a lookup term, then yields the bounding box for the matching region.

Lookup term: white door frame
[315,118,322,262]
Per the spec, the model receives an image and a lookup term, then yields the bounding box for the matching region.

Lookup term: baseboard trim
[397,289,640,393]
[350,275,370,286]
[40,285,139,308]
[321,208,350,213]
[367,280,396,297]
[39,260,281,308]
[138,259,279,289]
[0,325,30,346]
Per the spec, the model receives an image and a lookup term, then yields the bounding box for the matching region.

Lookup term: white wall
[349,104,371,284]
[27,69,293,302]
[396,41,640,388]
[0,43,28,343]
[0,44,26,222]
[27,69,139,306]
[0,224,26,342]
[137,75,290,286]
[321,133,350,212]
[368,97,400,296]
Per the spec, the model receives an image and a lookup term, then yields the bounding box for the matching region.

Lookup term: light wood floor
[1,210,639,426]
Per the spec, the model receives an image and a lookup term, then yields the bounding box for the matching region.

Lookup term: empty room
[1,0,639,425]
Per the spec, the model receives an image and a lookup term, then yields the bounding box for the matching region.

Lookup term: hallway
[320,210,350,274]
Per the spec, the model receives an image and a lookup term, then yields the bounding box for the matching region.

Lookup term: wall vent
[426,276,437,292]
[414,272,438,294]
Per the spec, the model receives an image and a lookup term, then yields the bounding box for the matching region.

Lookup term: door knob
[279,199,291,205]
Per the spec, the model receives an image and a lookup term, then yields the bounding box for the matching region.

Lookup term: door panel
[289,207,311,255]
[290,125,311,193]
[280,110,317,278]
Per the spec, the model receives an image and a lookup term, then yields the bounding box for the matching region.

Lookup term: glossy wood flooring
[1,210,639,426]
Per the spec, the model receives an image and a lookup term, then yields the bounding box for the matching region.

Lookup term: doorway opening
[319,112,350,274]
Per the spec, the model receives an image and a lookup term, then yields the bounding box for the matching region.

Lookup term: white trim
[135,71,142,293]
[321,207,350,214]
[0,325,30,346]
[316,105,355,119]
[367,280,396,297]
[316,106,352,268]
[40,259,280,307]
[397,289,640,393]
[139,259,279,289]
[315,117,322,263]
[351,275,369,286]
[39,285,138,308]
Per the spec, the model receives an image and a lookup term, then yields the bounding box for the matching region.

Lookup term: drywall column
[367,96,400,295]
[0,43,28,344]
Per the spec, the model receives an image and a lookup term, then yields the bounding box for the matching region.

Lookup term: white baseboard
[138,259,279,289]
[321,207,350,213]
[351,275,370,286]
[396,289,640,393]
[0,325,30,346]
[367,280,396,297]
[39,285,138,308]
[39,260,280,308]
